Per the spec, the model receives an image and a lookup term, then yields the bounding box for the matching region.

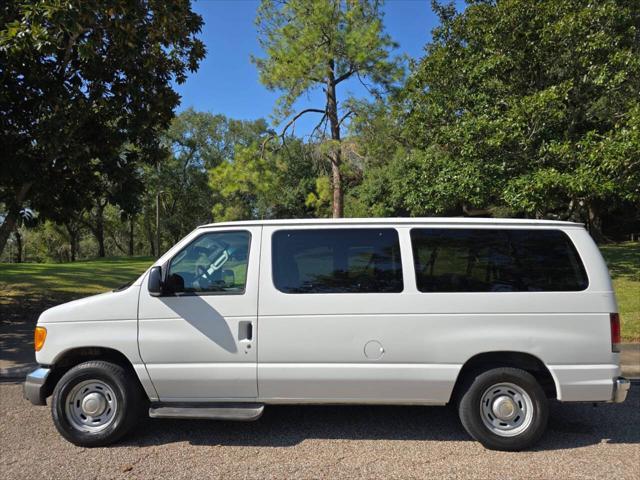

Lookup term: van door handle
[239,321,253,342]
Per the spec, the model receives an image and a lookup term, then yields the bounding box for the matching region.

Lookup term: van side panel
[257,225,618,404]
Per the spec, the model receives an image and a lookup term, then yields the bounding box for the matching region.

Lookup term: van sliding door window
[167,231,251,294]
[272,229,403,293]
[410,229,588,292]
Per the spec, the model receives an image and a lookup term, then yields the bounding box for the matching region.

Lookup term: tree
[253,0,402,217]
[81,152,144,257]
[386,0,639,239]
[153,111,272,248]
[0,0,205,255]
[209,138,317,221]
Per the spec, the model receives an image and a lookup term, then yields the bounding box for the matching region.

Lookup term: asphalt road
[1,382,639,480]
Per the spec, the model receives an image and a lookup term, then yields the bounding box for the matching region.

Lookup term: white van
[24,218,630,451]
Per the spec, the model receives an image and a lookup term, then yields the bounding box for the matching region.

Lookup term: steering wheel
[193,249,230,289]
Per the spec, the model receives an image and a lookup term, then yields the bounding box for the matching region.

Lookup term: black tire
[457,367,548,451]
[51,360,143,447]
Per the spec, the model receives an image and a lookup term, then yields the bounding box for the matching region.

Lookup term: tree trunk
[144,214,156,257]
[0,182,32,256]
[587,202,605,243]
[156,192,161,257]
[14,230,23,263]
[70,232,78,262]
[64,222,79,262]
[326,61,343,218]
[128,216,135,256]
[331,162,343,218]
[94,202,106,257]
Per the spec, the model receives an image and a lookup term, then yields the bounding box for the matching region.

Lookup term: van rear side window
[272,229,403,293]
[410,229,588,292]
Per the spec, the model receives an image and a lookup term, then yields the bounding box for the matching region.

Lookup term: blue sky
[174,0,464,135]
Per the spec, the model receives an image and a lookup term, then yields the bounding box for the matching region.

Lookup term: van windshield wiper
[113,280,134,292]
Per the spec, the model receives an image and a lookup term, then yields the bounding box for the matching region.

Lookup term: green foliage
[253,0,401,119]
[210,144,277,221]
[305,177,333,218]
[0,0,206,254]
[600,242,640,342]
[156,109,260,243]
[354,0,640,234]
[253,0,403,217]
[209,138,317,221]
[3,0,639,263]
[145,111,272,249]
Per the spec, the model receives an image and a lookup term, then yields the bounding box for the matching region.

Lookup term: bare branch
[309,114,328,141]
[356,72,377,97]
[281,108,327,136]
[338,110,354,128]
[261,108,326,157]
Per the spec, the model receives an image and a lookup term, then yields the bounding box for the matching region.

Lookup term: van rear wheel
[51,360,142,447]
[457,367,548,451]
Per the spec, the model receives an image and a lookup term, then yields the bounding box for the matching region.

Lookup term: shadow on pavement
[119,383,639,451]
[0,290,76,375]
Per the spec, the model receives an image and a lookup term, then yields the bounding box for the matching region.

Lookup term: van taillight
[610,313,621,352]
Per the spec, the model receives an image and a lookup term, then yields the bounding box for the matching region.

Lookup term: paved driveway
[1,382,638,479]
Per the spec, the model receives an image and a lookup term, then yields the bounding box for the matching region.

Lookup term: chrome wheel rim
[65,380,118,433]
[480,382,533,437]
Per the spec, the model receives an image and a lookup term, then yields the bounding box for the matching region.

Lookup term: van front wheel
[51,360,142,447]
[457,367,548,451]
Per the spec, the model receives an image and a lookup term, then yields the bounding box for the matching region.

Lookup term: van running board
[149,403,264,421]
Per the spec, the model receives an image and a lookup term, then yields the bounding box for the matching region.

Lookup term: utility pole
[156,158,161,259]
[156,193,160,258]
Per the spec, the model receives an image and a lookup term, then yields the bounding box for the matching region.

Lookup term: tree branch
[335,67,356,85]
[338,110,354,128]
[309,114,328,140]
[57,28,91,76]
[261,108,326,156]
[356,72,376,96]
[281,108,326,137]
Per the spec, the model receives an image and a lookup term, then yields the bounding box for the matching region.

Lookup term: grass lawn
[0,256,154,296]
[0,243,638,341]
[600,242,640,342]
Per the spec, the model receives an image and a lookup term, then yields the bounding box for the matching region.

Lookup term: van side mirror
[148,266,163,296]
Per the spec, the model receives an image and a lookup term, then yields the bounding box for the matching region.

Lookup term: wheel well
[44,347,147,400]
[451,351,557,401]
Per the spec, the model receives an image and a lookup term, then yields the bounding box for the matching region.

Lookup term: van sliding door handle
[239,321,253,341]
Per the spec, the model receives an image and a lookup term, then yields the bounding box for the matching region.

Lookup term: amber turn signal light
[34,326,47,352]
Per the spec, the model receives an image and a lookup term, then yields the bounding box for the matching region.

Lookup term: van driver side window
[167,231,251,294]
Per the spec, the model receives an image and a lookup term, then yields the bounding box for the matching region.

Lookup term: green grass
[0,256,154,296]
[0,243,638,340]
[600,242,640,342]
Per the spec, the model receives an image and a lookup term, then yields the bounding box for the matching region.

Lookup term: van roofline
[197,217,585,229]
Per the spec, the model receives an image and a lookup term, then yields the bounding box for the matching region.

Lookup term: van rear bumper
[548,364,623,402]
[612,377,630,403]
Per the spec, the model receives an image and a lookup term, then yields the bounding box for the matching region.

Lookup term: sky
[174,0,465,135]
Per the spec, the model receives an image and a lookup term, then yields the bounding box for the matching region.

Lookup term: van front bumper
[612,377,630,403]
[23,367,51,406]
